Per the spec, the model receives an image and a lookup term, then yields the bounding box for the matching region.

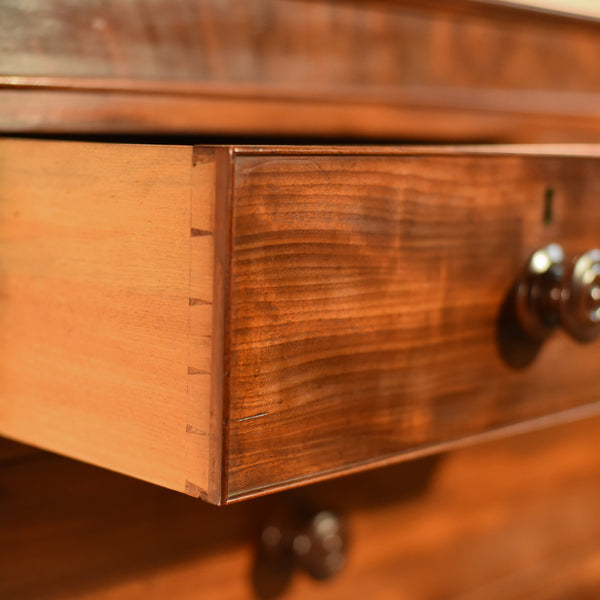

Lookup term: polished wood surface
[0,139,214,498]
[2,1,599,596]
[5,86,600,143]
[225,147,600,500]
[2,0,600,140]
[3,141,600,504]
[2,416,600,599]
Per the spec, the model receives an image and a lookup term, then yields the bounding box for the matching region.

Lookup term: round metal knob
[515,244,600,344]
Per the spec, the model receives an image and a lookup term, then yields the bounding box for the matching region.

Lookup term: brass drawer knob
[516,244,600,343]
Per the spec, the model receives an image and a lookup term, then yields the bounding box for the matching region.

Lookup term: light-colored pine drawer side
[0,139,216,498]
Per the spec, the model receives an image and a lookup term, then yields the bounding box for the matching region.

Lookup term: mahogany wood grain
[2,417,600,599]
[225,147,600,500]
[3,0,599,89]
[4,86,600,143]
[4,141,600,504]
[0,139,215,498]
[2,0,600,140]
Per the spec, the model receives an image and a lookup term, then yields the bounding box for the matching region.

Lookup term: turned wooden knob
[561,249,600,342]
[288,510,347,580]
[253,507,347,597]
[515,244,600,343]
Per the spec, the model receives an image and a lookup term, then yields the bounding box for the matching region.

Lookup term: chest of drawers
[2,0,600,597]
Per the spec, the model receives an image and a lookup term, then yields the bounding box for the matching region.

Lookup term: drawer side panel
[0,139,212,496]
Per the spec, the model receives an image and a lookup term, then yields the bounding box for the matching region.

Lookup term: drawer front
[225,147,600,500]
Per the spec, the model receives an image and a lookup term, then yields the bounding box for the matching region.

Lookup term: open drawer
[1,139,600,504]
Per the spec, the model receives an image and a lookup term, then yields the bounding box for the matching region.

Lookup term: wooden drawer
[2,139,600,504]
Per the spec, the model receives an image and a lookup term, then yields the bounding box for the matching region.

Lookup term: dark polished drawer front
[225,148,600,500]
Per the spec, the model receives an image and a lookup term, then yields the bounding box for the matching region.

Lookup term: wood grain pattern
[2,416,600,599]
[4,141,600,504]
[3,0,599,88]
[2,0,600,140]
[0,139,215,497]
[225,148,600,500]
[5,86,600,143]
